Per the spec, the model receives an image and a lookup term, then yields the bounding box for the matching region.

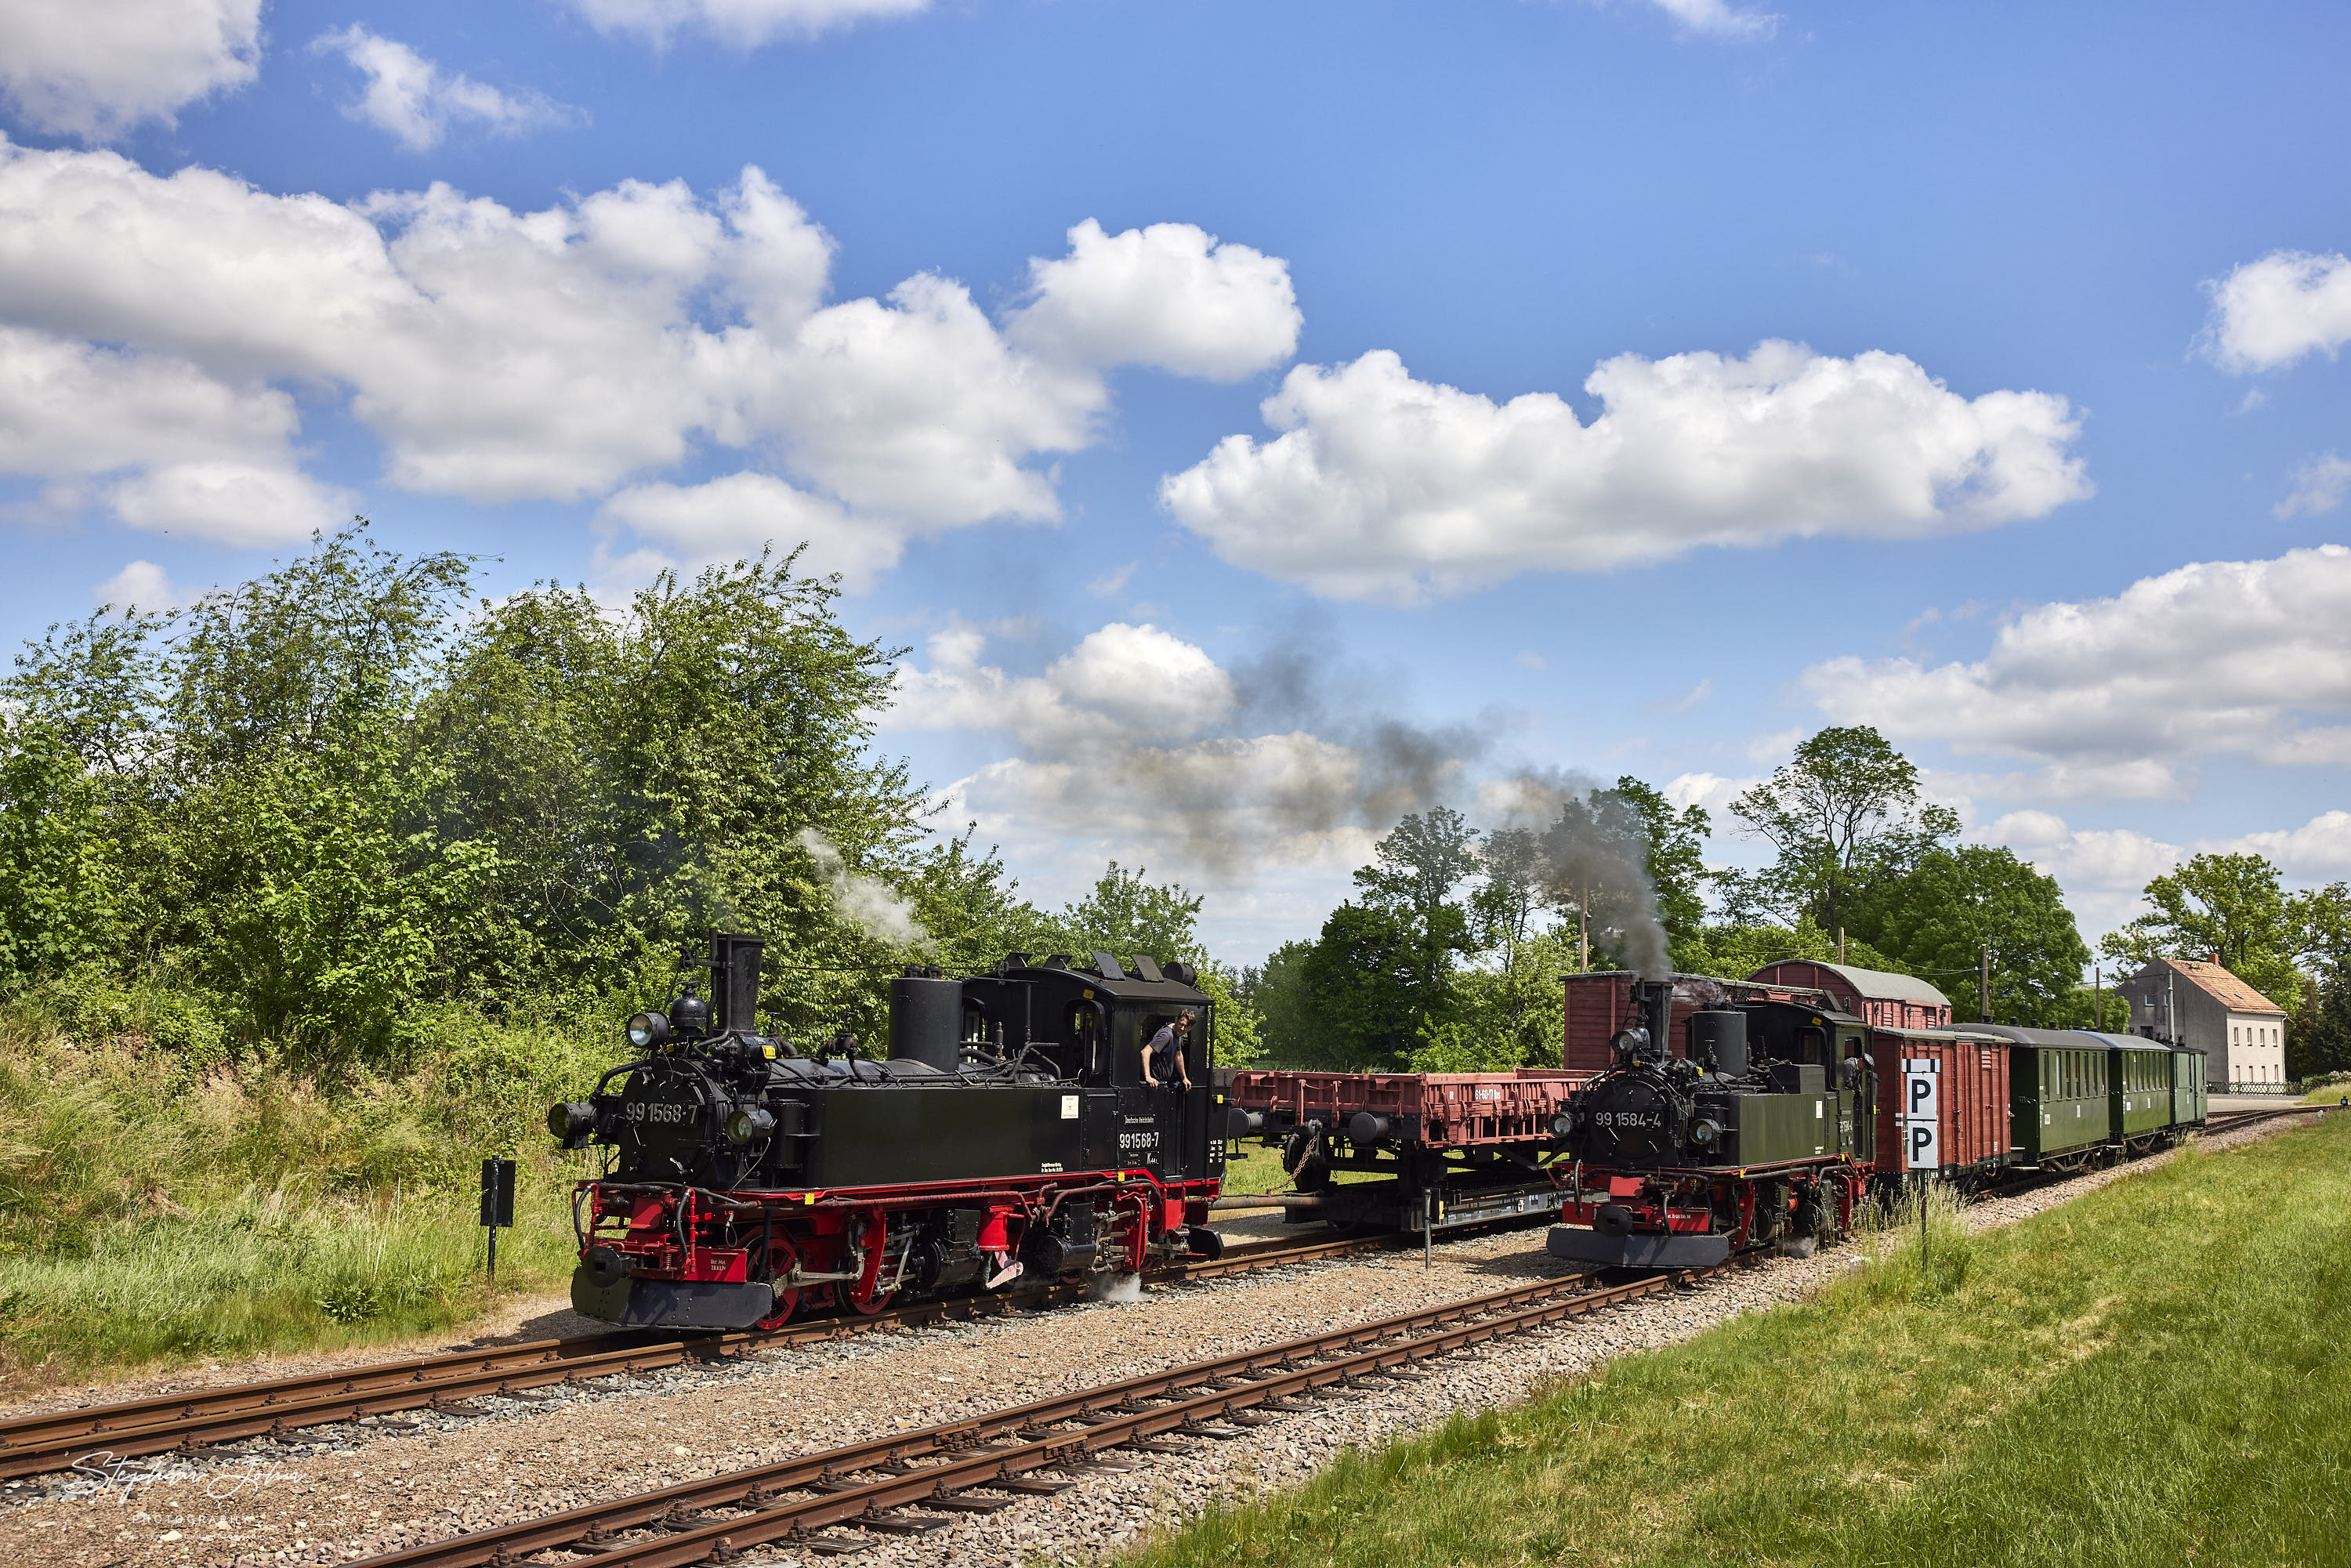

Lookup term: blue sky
[2,0,2348,963]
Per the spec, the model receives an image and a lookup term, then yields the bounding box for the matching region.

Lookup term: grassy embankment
[1128,1114,2351,1568]
[0,994,625,1389]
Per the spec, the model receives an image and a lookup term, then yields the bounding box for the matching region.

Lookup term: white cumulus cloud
[1802,545,2351,774]
[0,0,259,141]
[2275,453,2351,519]
[571,0,929,47]
[1975,806,2351,945]
[0,325,348,542]
[1929,760,2189,806]
[313,27,586,152]
[92,559,192,612]
[1664,771,1752,817]
[1643,0,1777,41]
[0,138,1281,577]
[1161,341,2090,604]
[2201,250,2351,373]
[891,621,1237,753]
[2220,810,2351,876]
[592,473,893,591]
[1007,219,1301,382]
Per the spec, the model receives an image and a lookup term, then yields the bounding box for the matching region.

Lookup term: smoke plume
[1490,771,1673,981]
[797,828,934,951]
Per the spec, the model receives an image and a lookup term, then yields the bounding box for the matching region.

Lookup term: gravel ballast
[2,1112,2316,1568]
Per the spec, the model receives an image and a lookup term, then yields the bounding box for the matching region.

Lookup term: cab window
[1066,1001,1108,1083]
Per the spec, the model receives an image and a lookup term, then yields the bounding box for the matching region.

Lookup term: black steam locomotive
[548,935,1227,1330]
[1550,979,1875,1267]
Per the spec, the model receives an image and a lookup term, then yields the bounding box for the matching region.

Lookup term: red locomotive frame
[574,1168,1220,1326]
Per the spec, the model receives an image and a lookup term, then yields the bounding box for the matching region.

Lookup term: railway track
[1,1230,1413,1483]
[349,1259,1697,1568]
[2204,1103,2328,1131]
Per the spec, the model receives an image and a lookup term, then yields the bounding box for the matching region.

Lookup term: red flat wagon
[1224,1067,1588,1233]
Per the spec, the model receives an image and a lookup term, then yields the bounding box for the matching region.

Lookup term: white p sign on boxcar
[1904,1058,1940,1121]
[1902,1057,1942,1171]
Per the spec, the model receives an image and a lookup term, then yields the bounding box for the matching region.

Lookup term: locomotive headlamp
[724,1106,777,1146]
[1610,1027,1650,1058]
[1551,1112,1574,1138]
[1690,1118,1722,1146]
[626,1011,672,1051]
[547,1101,598,1145]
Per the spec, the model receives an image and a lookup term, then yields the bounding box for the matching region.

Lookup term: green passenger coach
[1978,1025,2204,1171]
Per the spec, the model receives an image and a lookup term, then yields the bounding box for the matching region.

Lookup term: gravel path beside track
[5,1111,2319,1568]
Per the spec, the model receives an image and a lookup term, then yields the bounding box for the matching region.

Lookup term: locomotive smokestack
[1636,978,1672,1062]
[712,933,764,1035]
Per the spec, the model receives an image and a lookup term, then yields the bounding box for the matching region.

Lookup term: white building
[2117,958,2288,1090]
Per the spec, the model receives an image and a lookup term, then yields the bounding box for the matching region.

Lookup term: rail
[0,1232,1410,1482]
[346,1259,1719,1568]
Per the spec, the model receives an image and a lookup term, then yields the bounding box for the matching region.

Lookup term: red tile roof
[2165,959,2285,1015]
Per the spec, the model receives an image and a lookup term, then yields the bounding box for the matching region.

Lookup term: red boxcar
[1868,1027,2012,1180]
[1748,961,1954,1030]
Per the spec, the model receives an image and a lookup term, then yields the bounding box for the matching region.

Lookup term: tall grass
[1828,1178,1976,1303]
[0,998,624,1385]
[1126,1115,2350,1568]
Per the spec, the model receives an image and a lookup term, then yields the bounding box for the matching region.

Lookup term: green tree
[1342,807,1478,1036]
[2099,853,2304,1009]
[1869,846,2091,1024]
[0,526,1021,1062]
[426,548,929,1041]
[1683,914,1902,984]
[1467,827,1545,966]
[1416,929,1574,1071]
[1193,961,1263,1069]
[1244,940,1320,1066]
[1049,860,1259,1066]
[1726,726,1959,935]
[1056,861,1204,965]
[1299,902,1437,1069]
[1354,807,1481,918]
[2301,882,2351,968]
[2291,961,2351,1080]
[0,715,118,994]
[905,825,1056,972]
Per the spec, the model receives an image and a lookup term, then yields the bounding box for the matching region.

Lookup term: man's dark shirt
[1145,1023,1184,1084]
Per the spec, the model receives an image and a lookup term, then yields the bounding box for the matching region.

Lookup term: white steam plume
[797,828,933,951]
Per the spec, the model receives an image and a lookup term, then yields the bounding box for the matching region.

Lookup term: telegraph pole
[1980,945,1991,1022]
